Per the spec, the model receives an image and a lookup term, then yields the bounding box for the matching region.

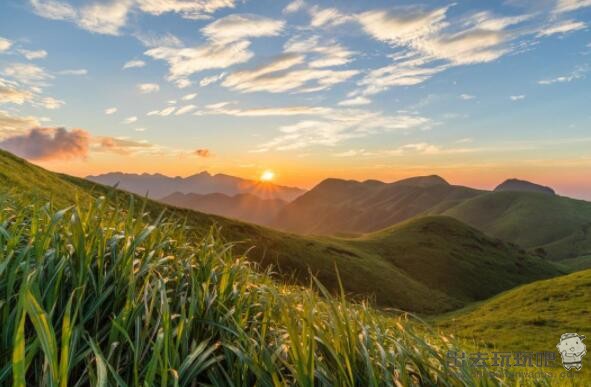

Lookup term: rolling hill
[273,175,591,261]
[160,192,286,226]
[272,175,482,235]
[87,170,305,201]
[0,149,563,314]
[437,269,591,381]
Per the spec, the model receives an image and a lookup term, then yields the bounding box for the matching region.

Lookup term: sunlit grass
[0,192,537,385]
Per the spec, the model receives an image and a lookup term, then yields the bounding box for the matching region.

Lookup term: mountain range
[274,175,591,260]
[87,171,305,201]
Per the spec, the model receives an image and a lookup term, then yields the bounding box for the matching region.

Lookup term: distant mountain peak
[494,178,555,195]
[395,175,449,187]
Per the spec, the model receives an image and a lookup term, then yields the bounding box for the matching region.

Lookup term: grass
[557,255,591,272]
[437,269,591,384]
[0,192,514,386]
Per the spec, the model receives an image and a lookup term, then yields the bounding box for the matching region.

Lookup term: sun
[260,170,275,182]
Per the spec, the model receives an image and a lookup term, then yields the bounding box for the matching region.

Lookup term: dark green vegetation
[161,191,286,226]
[438,269,591,382]
[0,150,561,314]
[274,175,591,261]
[494,178,555,195]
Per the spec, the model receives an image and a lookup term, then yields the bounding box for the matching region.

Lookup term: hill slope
[160,192,286,226]
[0,150,563,314]
[273,175,591,260]
[273,175,482,235]
[437,191,591,260]
[87,171,305,201]
[437,269,591,380]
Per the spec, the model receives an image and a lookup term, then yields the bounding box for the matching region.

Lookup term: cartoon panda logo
[557,333,586,371]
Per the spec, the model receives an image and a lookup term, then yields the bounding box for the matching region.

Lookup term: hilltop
[0,149,563,314]
[495,178,555,195]
[87,170,305,201]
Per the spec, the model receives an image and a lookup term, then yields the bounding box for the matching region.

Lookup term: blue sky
[0,0,590,198]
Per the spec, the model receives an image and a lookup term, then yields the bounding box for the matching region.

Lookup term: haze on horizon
[0,0,590,199]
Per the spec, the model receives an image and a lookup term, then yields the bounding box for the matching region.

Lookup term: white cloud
[3,63,52,85]
[58,69,87,75]
[137,83,160,94]
[174,104,196,115]
[0,37,12,52]
[105,107,117,115]
[284,0,305,14]
[0,110,41,134]
[145,40,254,81]
[284,35,356,68]
[0,79,33,104]
[123,116,138,124]
[201,14,284,44]
[554,0,591,13]
[78,1,131,35]
[222,53,358,93]
[147,106,176,116]
[182,93,197,101]
[255,110,430,152]
[174,79,192,88]
[538,66,587,84]
[510,95,526,100]
[355,7,529,95]
[309,6,352,28]
[123,60,146,69]
[38,96,65,109]
[19,49,48,60]
[200,103,333,117]
[200,72,226,86]
[537,20,586,36]
[136,0,236,20]
[30,0,77,20]
[460,94,476,100]
[135,32,183,48]
[338,96,371,106]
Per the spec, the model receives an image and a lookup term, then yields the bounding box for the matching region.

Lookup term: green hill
[272,175,591,261]
[437,269,591,382]
[438,191,591,260]
[0,150,563,314]
[273,175,482,235]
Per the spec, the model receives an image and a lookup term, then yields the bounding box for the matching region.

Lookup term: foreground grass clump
[0,195,504,386]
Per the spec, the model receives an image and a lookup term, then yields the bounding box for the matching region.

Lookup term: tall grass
[0,192,507,386]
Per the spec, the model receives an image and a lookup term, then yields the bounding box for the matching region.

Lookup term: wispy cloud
[537,19,587,36]
[0,37,13,52]
[201,14,284,44]
[123,116,138,124]
[18,49,48,60]
[199,72,226,86]
[137,83,160,94]
[123,60,146,69]
[538,66,587,84]
[460,94,476,100]
[104,107,117,115]
[58,69,87,75]
[510,95,526,100]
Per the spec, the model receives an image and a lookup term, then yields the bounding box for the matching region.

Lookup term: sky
[0,0,590,199]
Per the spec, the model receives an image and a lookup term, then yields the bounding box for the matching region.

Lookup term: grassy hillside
[344,216,562,303]
[438,191,591,260]
[1,191,516,385]
[0,150,562,314]
[437,269,591,382]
